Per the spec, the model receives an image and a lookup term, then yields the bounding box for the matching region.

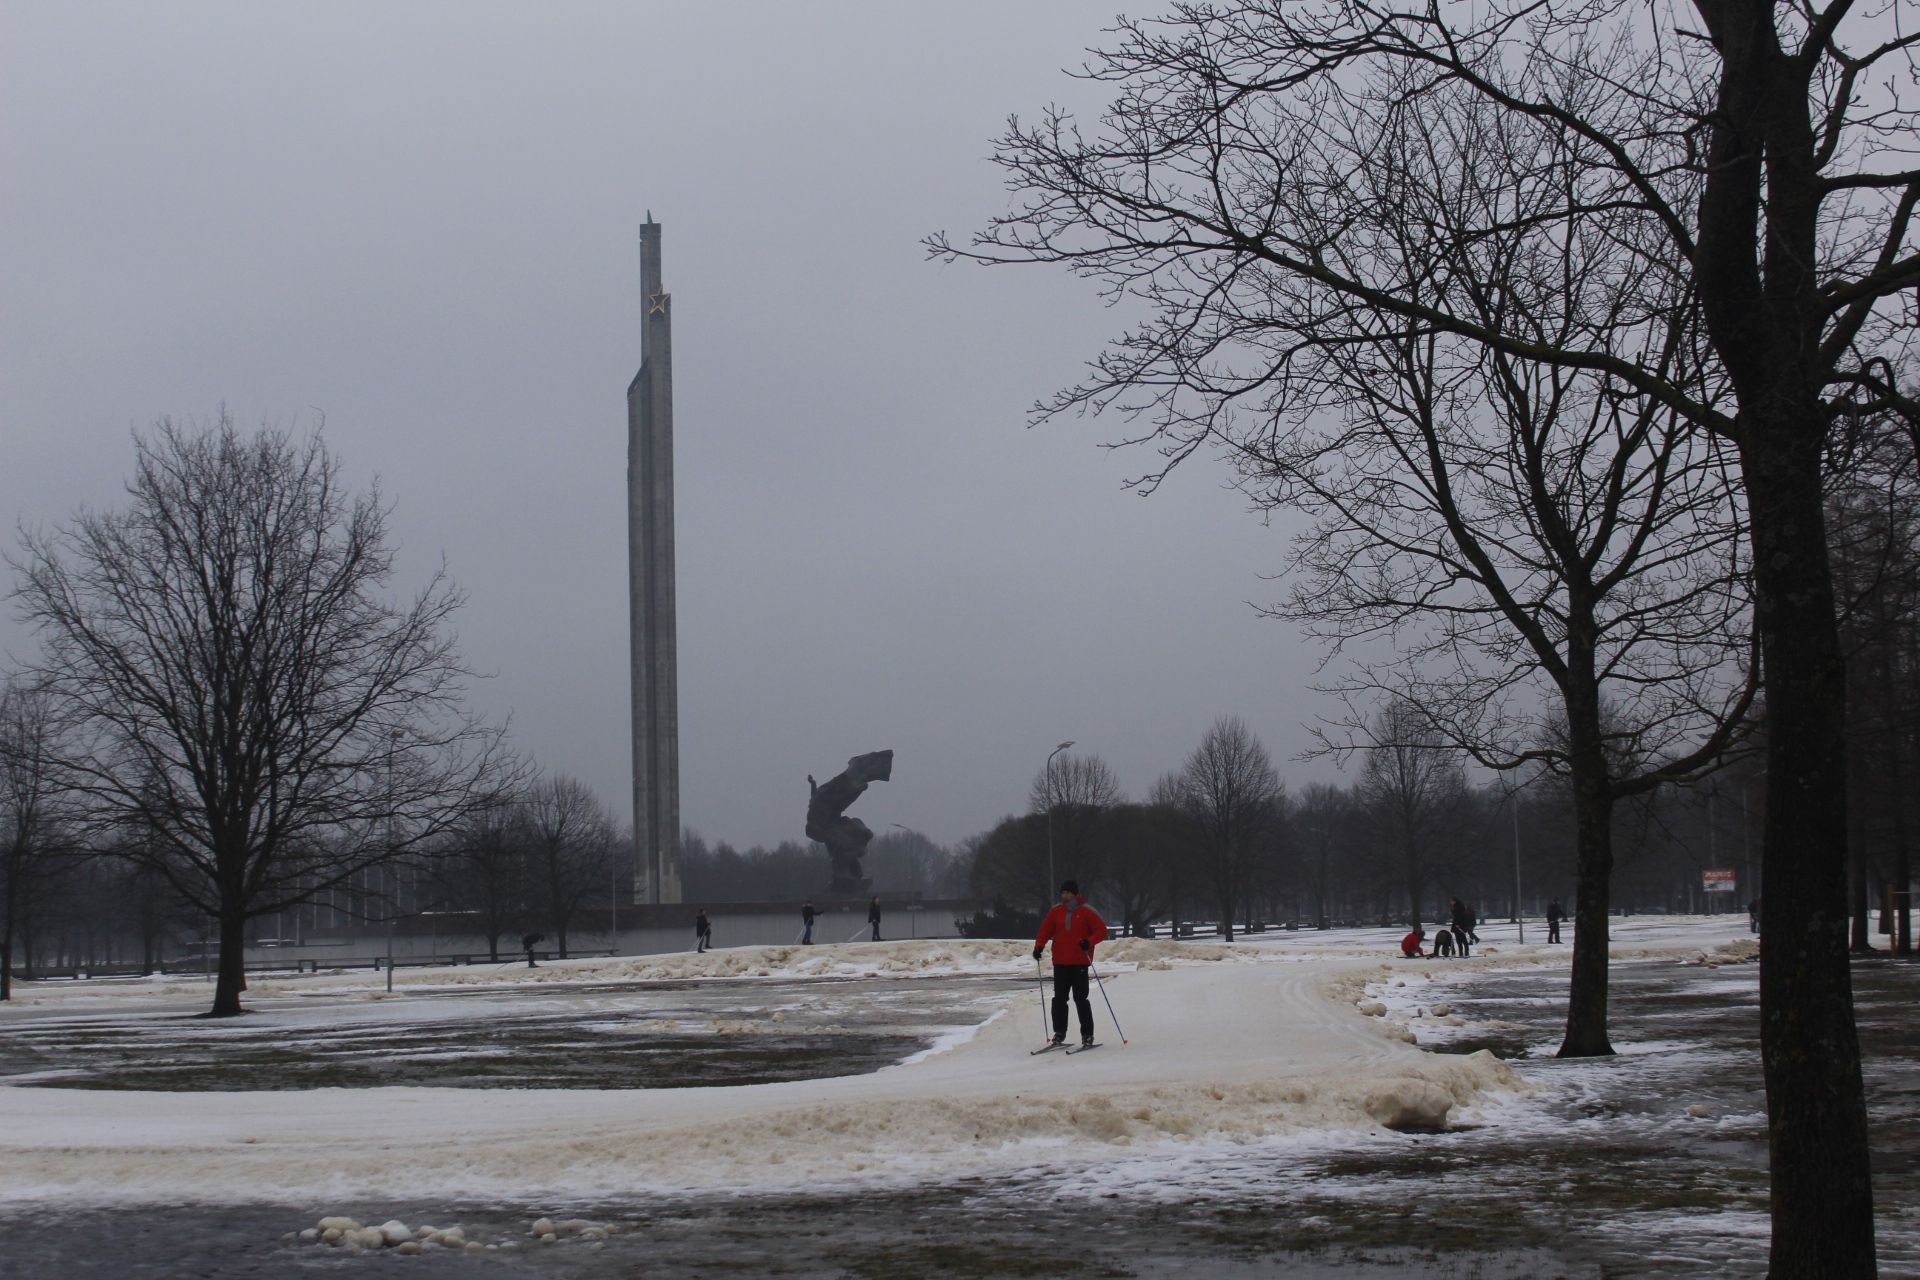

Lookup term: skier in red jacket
[1033,880,1109,1048]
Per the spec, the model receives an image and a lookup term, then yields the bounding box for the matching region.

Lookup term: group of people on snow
[1399,895,1569,958]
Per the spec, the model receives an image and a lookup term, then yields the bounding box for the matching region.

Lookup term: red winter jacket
[1035,897,1108,965]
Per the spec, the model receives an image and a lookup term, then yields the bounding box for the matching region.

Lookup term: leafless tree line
[966,730,1822,943]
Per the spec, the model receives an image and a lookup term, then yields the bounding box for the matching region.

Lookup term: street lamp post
[1512,785,1525,943]
[1045,740,1075,900]
[609,840,620,956]
[385,728,402,993]
[1504,770,1531,944]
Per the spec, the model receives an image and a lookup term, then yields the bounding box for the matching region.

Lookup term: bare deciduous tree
[1169,716,1282,941]
[1030,751,1123,897]
[1357,703,1470,933]
[1295,783,1351,931]
[517,774,618,960]
[1267,244,1755,1052]
[1027,753,1123,813]
[0,679,68,1000]
[429,799,533,963]
[9,418,511,1016]
[935,4,1918,1263]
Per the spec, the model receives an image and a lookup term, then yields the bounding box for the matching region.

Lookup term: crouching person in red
[1033,879,1109,1048]
[1400,927,1427,958]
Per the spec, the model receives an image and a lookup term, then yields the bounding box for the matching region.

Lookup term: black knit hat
[1060,879,1079,895]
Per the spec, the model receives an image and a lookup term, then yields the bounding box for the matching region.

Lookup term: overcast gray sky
[0,1,1338,852]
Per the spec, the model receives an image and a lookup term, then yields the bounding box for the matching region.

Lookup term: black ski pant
[1052,963,1093,1039]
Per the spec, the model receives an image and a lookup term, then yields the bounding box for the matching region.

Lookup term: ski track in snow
[0,920,1753,1209]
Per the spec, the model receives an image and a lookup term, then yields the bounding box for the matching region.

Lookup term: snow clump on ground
[289,1213,611,1254]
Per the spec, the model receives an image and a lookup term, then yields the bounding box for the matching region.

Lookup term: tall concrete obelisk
[628,216,682,904]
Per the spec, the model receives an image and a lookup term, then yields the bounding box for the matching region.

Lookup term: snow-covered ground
[6,913,1917,1276]
[0,917,1740,1208]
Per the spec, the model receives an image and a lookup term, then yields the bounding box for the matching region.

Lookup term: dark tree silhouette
[10,418,511,1016]
[934,5,1917,1267]
[1169,716,1282,942]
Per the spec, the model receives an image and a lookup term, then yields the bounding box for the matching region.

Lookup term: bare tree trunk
[1848,849,1875,953]
[210,910,248,1017]
[1845,660,1878,953]
[1404,845,1422,932]
[1894,723,1914,959]
[1560,770,1615,1056]
[1747,441,1873,1276]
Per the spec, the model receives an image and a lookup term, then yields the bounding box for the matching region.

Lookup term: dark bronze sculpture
[805,750,893,893]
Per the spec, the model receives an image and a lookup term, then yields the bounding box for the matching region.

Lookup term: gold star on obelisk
[647,291,670,315]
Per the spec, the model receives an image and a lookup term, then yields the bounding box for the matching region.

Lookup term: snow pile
[1100,937,1267,964]
[528,1216,611,1244]
[1362,1076,1458,1130]
[287,1213,612,1253]
[292,1215,490,1255]
[1684,937,1760,967]
[392,936,1271,989]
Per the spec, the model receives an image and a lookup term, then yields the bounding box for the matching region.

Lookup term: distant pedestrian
[1748,897,1761,935]
[801,900,817,945]
[1448,898,1473,957]
[868,896,882,942]
[1546,898,1566,944]
[695,909,712,953]
[1400,927,1427,958]
[1033,880,1109,1047]
[521,932,544,969]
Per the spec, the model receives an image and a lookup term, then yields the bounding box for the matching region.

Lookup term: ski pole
[1089,962,1127,1045]
[845,925,867,943]
[1035,956,1050,1040]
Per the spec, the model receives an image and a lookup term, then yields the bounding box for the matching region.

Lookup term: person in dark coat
[695,909,712,953]
[867,896,882,942]
[521,932,544,968]
[1447,898,1472,957]
[801,900,817,945]
[1546,898,1566,944]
